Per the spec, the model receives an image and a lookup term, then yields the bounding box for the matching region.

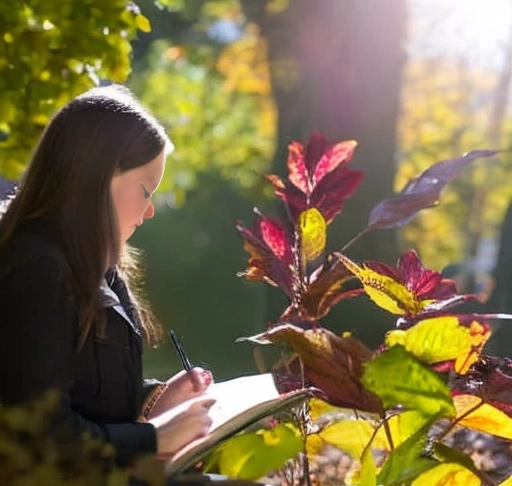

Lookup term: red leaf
[313,140,357,185]
[278,257,361,322]
[367,150,499,230]
[236,225,292,294]
[265,323,382,413]
[287,141,310,194]
[363,250,459,312]
[311,167,364,223]
[265,175,308,223]
[266,135,363,226]
[260,217,291,262]
[397,250,458,301]
[304,133,332,173]
[451,355,512,417]
[235,210,293,297]
[301,260,361,319]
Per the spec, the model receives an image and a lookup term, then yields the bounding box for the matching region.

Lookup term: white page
[203,373,280,431]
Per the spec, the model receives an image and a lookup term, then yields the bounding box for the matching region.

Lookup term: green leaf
[362,345,455,418]
[377,420,439,486]
[374,410,432,449]
[206,423,302,480]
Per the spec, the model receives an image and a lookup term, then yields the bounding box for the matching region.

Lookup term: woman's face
[110,149,166,244]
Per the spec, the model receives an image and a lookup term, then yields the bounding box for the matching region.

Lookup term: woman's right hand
[144,367,213,421]
[148,395,216,459]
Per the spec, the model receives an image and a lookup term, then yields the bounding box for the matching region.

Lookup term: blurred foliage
[0,0,150,179]
[204,422,302,480]
[397,59,512,272]
[128,25,276,204]
[126,1,278,380]
[0,389,165,484]
[0,390,131,485]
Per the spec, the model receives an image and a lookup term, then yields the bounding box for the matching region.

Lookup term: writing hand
[142,367,214,422]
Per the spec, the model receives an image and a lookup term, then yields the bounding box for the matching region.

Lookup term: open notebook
[164,373,313,476]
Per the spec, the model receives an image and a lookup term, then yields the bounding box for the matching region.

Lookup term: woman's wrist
[139,383,167,422]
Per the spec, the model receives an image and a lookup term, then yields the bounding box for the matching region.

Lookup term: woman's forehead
[115,150,166,188]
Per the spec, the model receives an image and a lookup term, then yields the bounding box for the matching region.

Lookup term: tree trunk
[242,0,408,345]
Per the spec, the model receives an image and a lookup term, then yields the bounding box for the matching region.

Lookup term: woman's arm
[0,254,216,465]
[0,255,156,465]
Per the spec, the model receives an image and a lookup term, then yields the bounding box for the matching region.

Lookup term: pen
[169,329,193,371]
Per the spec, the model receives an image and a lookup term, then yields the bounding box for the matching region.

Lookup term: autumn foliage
[230,134,512,485]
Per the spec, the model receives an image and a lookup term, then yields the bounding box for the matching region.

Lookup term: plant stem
[339,228,369,253]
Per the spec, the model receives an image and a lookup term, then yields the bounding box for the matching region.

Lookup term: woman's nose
[143,202,155,220]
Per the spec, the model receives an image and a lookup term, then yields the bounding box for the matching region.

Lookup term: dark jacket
[0,220,157,465]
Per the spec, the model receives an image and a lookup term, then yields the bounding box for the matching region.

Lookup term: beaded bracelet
[139,383,167,422]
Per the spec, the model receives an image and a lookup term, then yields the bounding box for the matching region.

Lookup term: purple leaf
[367,150,499,230]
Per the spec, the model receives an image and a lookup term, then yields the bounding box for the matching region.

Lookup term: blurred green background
[4,0,512,378]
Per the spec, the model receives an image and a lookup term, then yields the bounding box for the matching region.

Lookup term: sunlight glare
[411,0,512,66]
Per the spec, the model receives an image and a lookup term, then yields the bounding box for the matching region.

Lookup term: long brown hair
[0,85,171,347]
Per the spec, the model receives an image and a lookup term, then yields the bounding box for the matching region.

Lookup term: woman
[0,85,215,466]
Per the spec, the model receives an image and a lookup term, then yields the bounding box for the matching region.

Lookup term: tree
[0,0,150,178]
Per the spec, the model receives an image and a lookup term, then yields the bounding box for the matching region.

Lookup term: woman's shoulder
[0,222,69,280]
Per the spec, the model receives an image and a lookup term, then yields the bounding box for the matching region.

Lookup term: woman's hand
[148,395,216,459]
[164,367,213,407]
[143,367,213,421]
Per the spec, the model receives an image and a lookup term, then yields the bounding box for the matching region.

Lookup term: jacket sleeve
[0,255,157,465]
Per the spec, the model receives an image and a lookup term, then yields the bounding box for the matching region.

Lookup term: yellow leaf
[411,463,480,486]
[454,321,491,374]
[454,394,512,440]
[319,419,377,458]
[385,317,470,365]
[309,397,342,420]
[305,433,325,456]
[336,253,420,315]
[298,208,326,262]
[135,14,151,33]
[498,474,512,485]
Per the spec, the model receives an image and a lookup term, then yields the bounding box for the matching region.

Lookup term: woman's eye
[140,183,151,200]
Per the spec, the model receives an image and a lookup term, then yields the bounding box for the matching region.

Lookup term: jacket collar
[99,271,142,337]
